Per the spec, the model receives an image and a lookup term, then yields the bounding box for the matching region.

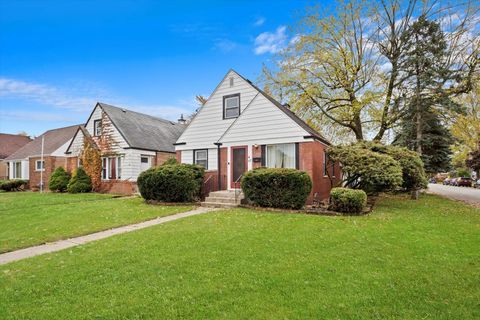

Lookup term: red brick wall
[175,150,182,162]
[29,156,68,191]
[299,141,341,204]
[98,180,137,195]
[252,145,262,169]
[155,151,175,166]
[0,162,8,180]
[65,157,78,173]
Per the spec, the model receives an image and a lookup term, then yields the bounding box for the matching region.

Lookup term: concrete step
[201,202,239,208]
[204,196,242,204]
[208,190,244,199]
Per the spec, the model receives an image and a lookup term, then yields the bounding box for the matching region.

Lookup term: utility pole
[40,135,44,193]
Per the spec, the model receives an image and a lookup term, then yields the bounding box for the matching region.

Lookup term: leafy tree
[81,136,102,191]
[48,167,71,192]
[466,149,480,177]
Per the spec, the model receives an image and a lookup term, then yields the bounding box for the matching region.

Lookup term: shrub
[67,167,92,193]
[0,179,28,192]
[241,168,312,209]
[456,167,471,178]
[48,167,71,192]
[137,163,205,202]
[329,187,367,214]
[358,142,428,192]
[328,145,403,194]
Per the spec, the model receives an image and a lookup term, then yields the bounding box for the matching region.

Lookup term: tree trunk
[411,190,419,200]
[416,102,422,154]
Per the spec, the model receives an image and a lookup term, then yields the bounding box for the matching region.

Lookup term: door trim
[230,145,248,189]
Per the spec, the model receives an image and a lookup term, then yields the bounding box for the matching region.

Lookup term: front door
[231,146,247,188]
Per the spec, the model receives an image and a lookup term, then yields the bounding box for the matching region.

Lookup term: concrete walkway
[0,206,216,266]
[427,183,480,206]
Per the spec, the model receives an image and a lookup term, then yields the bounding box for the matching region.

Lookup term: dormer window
[223,94,240,119]
[93,119,102,136]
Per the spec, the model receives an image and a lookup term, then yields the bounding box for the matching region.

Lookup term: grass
[1,193,479,319]
[0,192,193,253]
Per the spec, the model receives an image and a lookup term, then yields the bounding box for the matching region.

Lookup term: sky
[0,0,327,137]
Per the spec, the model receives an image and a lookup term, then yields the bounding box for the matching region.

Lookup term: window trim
[265,143,297,169]
[35,160,45,172]
[93,119,102,137]
[13,161,22,179]
[193,149,208,169]
[101,156,122,180]
[223,93,240,119]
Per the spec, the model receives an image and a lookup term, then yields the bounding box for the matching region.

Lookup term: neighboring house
[66,102,185,194]
[4,125,79,190]
[175,69,341,204]
[0,133,32,180]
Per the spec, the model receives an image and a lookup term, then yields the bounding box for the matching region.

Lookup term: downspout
[214,142,222,190]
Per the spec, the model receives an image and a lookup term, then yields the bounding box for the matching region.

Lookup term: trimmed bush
[330,187,367,214]
[137,163,205,202]
[48,167,71,192]
[67,167,92,193]
[241,168,312,209]
[0,179,28,192]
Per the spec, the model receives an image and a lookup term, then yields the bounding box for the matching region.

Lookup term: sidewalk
[0,206,216,265]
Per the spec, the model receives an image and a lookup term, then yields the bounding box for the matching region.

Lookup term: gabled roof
[5,125,80,161]
[92,103,185,152]
[234,70,330,145]
[0,133,32,159]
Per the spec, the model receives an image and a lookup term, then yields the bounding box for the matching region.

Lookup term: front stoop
[201,190,244,208]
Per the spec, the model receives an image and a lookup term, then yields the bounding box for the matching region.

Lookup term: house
[4,125,80,190]
[0,133,32,180]
[65,102,185,194]
[174,69,341,204]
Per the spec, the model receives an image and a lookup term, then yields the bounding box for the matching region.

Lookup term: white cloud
[0,110,76,122]
[213,39,237,53]
[254,26,288,55]
[0,78,98,112]
[254,17,266,27]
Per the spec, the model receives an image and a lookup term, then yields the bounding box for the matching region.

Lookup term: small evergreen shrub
[137,163,205,202]
[67,167,92,193]
[330,187,367,214]
[48,167,71,192]
[0,179,28,191]
[241,168,312,209]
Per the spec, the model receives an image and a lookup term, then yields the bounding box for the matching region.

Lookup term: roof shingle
[0,133,32,159]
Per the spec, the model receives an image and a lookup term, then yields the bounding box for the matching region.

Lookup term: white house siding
[120,149,156,181]
[68,130,84,156]
[180,148,218,171]
[176,70,258,151]
[8,160,29,179]
[218,94,309,146]
[51,139,72,157]
[87,105,129,151]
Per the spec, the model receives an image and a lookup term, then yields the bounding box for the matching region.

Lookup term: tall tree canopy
[263,0,480,143]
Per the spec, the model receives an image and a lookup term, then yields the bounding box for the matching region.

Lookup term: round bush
[241,168,312,209]
[48,167,71,192]
[330,187,367,214]
[67,167,92,193]
[137,164,205,202]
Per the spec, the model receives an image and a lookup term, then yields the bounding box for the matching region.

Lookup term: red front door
[231,146,247,188]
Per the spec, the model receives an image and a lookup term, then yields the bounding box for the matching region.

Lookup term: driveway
[427,183,480,206]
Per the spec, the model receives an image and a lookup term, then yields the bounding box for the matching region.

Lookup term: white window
[13,162,22,178]
[194,149,208,169]
[223,94,240,119]
[35,160,45,171]
[94,119,102,136]
[266,144,296,169]
[102,156,122,180]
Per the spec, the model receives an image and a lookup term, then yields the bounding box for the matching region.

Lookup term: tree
[263,0,479,143]
[80,136,102,191]
[466,149,480,177]
[67,167,92,193]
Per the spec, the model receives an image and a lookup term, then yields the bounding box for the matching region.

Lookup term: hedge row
[0,179,28,192]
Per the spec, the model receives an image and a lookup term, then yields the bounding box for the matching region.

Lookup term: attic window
[223,94,240,119]
[93,119,102,136]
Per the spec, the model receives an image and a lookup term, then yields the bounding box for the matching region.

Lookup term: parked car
[474,179,480,189]
[443,178,453,185]
[451,178,459,186]
[456,177,473,187]
[428,178,436,184]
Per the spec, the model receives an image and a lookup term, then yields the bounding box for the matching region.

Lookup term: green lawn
[0,192,193,253]
[1,194,479,319]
